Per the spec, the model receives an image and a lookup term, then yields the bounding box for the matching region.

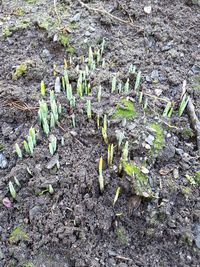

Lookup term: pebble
[145,135,155,146]
[85,31,91,37]
[71,13,81,22]
[42,48,51,58]
[29,205,41,221]
[0,153,8,169]
[194,224,200,249]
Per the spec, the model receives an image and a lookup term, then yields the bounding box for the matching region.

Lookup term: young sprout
[139,91,143,104]
[38,100,48,125]
[116,130,125,149]
[96,49,101,64]
[86,100,92,120]
[88,47,95,70]
[128,64,136,74]
[113,187,121,206]
[40,80,46,96]
[98,157,104,193]
[64,69,69,86]
[102,58,106,68]
[28,136,34,155]
[53,64,57,76]
[163,102,173,117]
[179,95,189,117]
[97,85,102,102]
[49,135,57,155]
[85,65,89,76]
[124,78,129,92]
[64,58,68,69]
[107,144,114,166]
[118,82,122,93]
[112,75,117,93]
[62,76,65,91]
[102,126,108,144]
[29,127,36,146]
[14,176,20,187]
[103,114,107,132]
[23,140,30,153]
[66,83,73,101]
[9,181,17,199]
[122,118,127,127]
[70,96,76,108]
[15,143,22,159]
[77,71,83,97]
[50,113,56,128]
[100,38,106,56]
[71,114,76,128]
[134,70,141,91]
[144,98,148,110]
[61,137,65,146]
[43,118,49,136]
[97,114,100,129]
[48,184,54,194]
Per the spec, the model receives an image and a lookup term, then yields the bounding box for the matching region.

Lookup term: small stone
[29,206,42,221]
[144,5,152,14]
[0,153,8,169]
[173,169,179,179]
[145,135,154,145]
[155,89,162,96]
[194,224,200,249]
[71,13,81,22]
[46,154,59,169]
[0,248,4,260]
[85,31,91,37]
[42,49,51,58]
[176,148,184,156]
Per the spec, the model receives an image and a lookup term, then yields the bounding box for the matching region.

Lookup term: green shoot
[139,91,143,104]
[96,49,101,64]
[14,176,20,187]
[124,78,129,92]
[29,127,36,146]
[88,47,95,70]
[49,135,57,155]
[86,100,92,120]
[129,64,136,74]
[179,95,189,117]
[144,98,148,110]
[9,181,16,199]
[15,143,22,158]
[118,82,122,93]
[108,144,114,166]
[48,184,54,194]
[58,103,62,114]
[98,157,104,193]
[97,114,100,129]
[71,113,76,128]
[23,140,30,153]
[66,83,73,101]
[163,102,173,117]
[112,75,117,93]
[97,85,102,102]
[116,130,125,149]
[102,126,108,144]
[61,137,65,146]
[42,118,49,136]
[40,80,46,96]
[100,38,105,56]
[62,76,65,91]
[55,77,61,93]
[103,114,107,132]
[102,58,105,68]
[50,113,56,128]
[77,71,83,97]
[64,69,69,86]
[38,100,48,125]
[134,70,141,91]
[27,136,34,155]
[113,187,121,206]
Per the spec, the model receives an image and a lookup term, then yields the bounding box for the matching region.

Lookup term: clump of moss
[195,171,200,184]
[12,63,28,80]
[114,99,136,119]
[2,27,13,37]
[9,225,28,244]
[59,33,70,47]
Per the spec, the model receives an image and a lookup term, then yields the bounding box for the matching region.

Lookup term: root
[77,0,141,29]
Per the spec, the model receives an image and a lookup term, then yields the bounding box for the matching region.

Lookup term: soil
[0,0,200,267]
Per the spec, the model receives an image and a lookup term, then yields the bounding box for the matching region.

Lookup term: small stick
[187,97,200,156]
[77,0,140,28]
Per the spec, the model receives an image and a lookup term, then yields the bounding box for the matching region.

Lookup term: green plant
[179,94,189,117]
[86,100,92,120]
[49,135,57,155]
[71,114,76,128]
[116,130,125,149]
[9,225,28,244]
[163,102,173,117]
[12,63,27,80]
[102,126,108,144]
[124,78,129,92]
[15,143,22,158]
[134,70,141,91]
[40,80,46,96]
[98,157,104,193]
[129,64,136,74]
[107,144,114,166]
[9,181,17,199]
[88,47,95,70]
[149,123,164,154]
[97,85,102,102]
[113,186,121,205]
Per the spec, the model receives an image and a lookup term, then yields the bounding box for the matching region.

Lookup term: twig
[187,97,200,156]
[77,0,140,28]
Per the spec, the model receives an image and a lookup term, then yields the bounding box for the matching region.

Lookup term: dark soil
[0,0,200,266]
